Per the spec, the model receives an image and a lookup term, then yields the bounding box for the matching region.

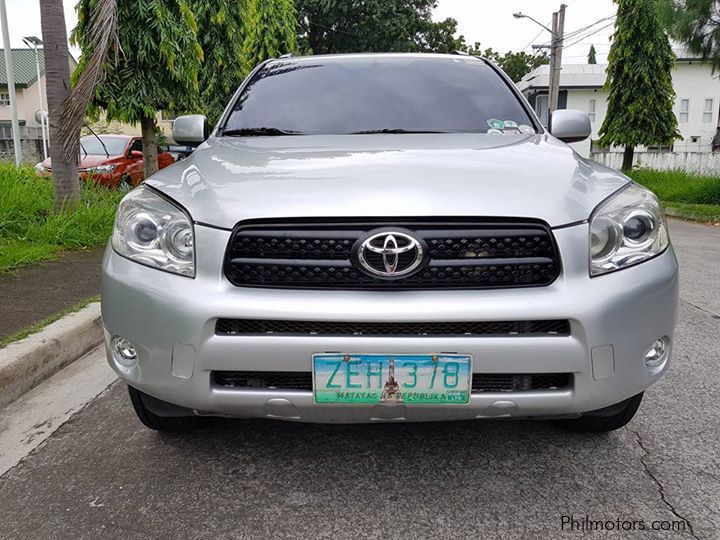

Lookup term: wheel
[128,385,208,432]
[557,392,644,433]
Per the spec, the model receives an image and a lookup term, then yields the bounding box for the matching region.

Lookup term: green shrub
[0,163,123,272]
[628,169,720,206]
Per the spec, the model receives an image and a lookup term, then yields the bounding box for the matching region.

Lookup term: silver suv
[102,53,678,433]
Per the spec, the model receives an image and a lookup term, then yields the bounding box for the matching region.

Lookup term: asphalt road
[1,219,719,539]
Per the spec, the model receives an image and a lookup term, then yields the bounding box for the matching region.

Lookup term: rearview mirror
[173,114,209,147]
[549,109,591,143]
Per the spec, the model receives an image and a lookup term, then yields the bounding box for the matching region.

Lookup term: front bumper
[101,222,679,423]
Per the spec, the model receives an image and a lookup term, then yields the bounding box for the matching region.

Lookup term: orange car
[35,134,175,189]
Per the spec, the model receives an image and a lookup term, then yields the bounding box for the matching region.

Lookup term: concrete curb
[0,302,103,409]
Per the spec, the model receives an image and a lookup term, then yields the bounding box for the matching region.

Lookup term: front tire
[557,392,644,433]
[128,386,208,432]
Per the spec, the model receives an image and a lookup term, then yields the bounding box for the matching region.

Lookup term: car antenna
[84,123,110,158]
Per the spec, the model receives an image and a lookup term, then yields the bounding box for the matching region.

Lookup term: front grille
[224,219,560,289]
[212,371,572,393]
[215,319,571,337]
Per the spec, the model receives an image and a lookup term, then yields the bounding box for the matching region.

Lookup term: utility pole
[24,37,47,160]
[515,4,567,125]
[548,4,566,119]
[0,0,22,165]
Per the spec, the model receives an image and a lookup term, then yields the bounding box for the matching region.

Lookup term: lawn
[628,169,720,222]
[0,164,123,272]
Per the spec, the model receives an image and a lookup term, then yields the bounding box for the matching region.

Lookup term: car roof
[268,52,490,64]
[80,134,135,140]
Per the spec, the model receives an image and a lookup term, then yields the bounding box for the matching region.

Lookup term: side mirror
[129,150,143,159]
[172,114,209,147]
[549,109,591,143]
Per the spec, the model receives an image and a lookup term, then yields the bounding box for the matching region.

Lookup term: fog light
[644,337,669,368]
[112,336,138,367]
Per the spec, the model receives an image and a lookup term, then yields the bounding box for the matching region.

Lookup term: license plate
[313,353,471,405]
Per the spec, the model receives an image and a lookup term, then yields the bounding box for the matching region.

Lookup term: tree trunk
[39,0,80,212]
[622,146,634,171]
[140,115,159,179]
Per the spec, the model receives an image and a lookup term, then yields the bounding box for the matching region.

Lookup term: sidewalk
[0,249,104,340]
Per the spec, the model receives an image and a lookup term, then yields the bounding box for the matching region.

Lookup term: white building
[517,53,720,172]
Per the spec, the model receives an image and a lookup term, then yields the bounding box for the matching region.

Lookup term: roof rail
[279,53,294,59]
[451,50,469,56]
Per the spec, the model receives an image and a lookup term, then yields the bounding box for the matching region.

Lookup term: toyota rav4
[102,53,678,433]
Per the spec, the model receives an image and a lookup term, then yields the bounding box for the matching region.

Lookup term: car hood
[146,133,629,229]
[41,154,122,169]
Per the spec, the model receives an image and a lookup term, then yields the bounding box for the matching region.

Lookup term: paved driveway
[0,219,718,539]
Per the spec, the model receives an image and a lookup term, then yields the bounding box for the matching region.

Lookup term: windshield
[222,56,537,136]
[80,136,128,156]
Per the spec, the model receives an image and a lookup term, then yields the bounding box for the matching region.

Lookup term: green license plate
[313,353,471,404]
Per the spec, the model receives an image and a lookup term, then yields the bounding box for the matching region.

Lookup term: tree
[296,0,463,54]
[242,0,298,75]
[192,1,247,126]
[598,0,680,171]
[663,0,720,70]
[39,0,80,211]
[465,43,549,82]
[73,0,203,179]
[588,44,597,64]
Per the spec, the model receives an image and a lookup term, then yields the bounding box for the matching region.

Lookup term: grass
[0,164,123,272]
[627,169,720,222]
[0,295,100,349]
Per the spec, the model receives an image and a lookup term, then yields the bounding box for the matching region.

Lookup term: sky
[433,0,618,63]
[4,0,617,64]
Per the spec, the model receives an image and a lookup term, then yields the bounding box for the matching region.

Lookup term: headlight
[87,164,116,174]
[589,183,669,276]
[35,163,46,173]
[112,187,195,277]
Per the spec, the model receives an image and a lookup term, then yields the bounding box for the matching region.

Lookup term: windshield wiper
[84,123,110,157]
[222,127,304,137]
[349,129,447,134]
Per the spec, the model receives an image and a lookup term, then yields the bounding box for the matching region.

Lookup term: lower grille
[470,373,571,392]
[214,371,314,390]
[212,371,572,393]
[215,319,571,337]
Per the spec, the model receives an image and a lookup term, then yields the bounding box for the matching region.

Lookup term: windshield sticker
[487,118,505,130]
[487,128,503,135]
[503,120,518,128]
[519,124,535,134]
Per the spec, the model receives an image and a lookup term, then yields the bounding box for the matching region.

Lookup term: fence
[591,151,720,174]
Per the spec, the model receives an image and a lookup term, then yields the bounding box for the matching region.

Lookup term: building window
[588,99,596,123]
[535,94,549,127]
[679,99,690,123]
[0,92,10,106]
[703,99,714,123]
[647,144,673,153]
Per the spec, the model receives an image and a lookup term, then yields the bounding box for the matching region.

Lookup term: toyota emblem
[357,231,425,278]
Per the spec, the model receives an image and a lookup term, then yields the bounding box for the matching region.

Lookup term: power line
[563,13,616,40]
[522,23,551,52]
[563,20,617,50]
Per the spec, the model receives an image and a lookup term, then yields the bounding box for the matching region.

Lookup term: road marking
[0,346,117,477]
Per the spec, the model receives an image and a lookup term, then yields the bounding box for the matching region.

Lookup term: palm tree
[39,0,80,211]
